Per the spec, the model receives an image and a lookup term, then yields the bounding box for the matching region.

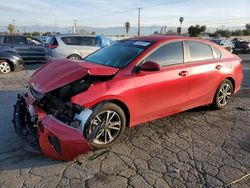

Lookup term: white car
[45,34,112,60]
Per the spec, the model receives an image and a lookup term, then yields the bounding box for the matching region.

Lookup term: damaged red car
[13,35,243,161]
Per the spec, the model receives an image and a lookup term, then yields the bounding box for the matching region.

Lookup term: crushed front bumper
[13,93,94,161]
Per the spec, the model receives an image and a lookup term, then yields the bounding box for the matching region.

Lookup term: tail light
[48,44,58,49]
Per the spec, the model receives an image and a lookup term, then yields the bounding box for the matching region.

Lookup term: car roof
[124,35,206,43]
[54,34,97,37]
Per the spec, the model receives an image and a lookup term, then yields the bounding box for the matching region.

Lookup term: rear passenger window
[61,37,80,45]
[13,36,28,45]
[80,37,98,46]
[145,42,184,66]
[187,41,213,61]
[61,36,98,46]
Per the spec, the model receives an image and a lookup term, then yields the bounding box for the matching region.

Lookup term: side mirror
[140,61,160,71]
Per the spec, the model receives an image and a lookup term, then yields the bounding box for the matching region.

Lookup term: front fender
[71,81,135,126]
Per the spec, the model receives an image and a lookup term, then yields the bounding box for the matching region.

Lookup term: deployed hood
[29,59,119,93]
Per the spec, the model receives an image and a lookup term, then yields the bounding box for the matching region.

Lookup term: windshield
[84,40,152,68]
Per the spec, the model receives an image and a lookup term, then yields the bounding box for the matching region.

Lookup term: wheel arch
[225,77,235,92]
[66,54,82,59]
[96,99,131,128]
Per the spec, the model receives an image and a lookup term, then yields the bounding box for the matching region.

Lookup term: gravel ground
[0,58,250,188]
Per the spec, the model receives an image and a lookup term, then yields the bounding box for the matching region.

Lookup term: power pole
[54,20,57,34]
[137,8,142,36]
[73,19,77,34]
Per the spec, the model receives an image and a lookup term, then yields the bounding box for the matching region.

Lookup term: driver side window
[145,42,184,66]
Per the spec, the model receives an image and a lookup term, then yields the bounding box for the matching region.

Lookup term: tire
[212,79,233,109]
[67,54,81,60]
[0,60,11,74]
[88,102,126,149]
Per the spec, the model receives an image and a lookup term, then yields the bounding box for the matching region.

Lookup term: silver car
[45,34,112,60]
[210,39,235,53]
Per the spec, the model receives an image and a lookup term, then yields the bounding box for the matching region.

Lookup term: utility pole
[54,20,57,34]
[73,19,77,34]
[137,8,142,36]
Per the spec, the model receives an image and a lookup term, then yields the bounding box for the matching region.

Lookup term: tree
[231,30,244,36]
[125,22,130,35]
[246,23,250,30]
[7,24,16,34]
[215,30,231,38]
[154,31,159,35]
[179,17,184,34]
[177,27,181,35]
[188,25,206,37]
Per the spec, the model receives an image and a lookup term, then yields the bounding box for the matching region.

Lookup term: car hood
[29,59,119,93]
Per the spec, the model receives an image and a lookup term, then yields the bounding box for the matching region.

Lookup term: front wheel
[88,103,126,149]
[0,60,11,74]
[212,79,233,109]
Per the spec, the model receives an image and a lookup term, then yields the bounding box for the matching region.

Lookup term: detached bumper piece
[12,94,98,161]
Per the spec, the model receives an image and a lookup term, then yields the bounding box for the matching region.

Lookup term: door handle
[178,71,189,77]
[215,64,222,70]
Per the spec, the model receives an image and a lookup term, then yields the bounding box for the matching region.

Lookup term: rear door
[12,36,46,64]
[185,41,222,107]
[133,41,191,123]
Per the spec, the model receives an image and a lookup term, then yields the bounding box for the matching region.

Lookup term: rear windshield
[61,36,98,46]
[84,40,152,68]
[46,36,58,46]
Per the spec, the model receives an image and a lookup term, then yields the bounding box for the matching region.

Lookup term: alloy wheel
[89,110,122,145]
[217,83,232,106]
[0,61,11,73]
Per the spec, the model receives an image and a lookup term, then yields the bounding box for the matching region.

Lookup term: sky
[0,0,249,29]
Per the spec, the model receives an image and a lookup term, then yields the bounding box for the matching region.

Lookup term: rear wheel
[212,79,233,109]
[0,60,11,74]
[88,103,126,149]
[67,54,81,60]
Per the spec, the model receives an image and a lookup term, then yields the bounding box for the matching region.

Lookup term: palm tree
[7,24,16,34]
[179,17,184,35]
[125,22,130,36]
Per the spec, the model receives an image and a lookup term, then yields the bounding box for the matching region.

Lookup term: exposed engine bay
[30,74,113,137]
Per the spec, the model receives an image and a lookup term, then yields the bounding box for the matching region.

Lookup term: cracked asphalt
[0,56,250,188]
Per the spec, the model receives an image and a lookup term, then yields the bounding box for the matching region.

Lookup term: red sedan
[13,35,243,161]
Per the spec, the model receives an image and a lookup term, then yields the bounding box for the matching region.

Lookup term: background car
[233,41,250,54]
[0,35,46,64]
[0,51,23,74]
[14,35,243,160]
[45,34,113,60]
[210,39,234,52]
[33,36,48,44]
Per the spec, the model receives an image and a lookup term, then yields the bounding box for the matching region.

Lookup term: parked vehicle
[0,35,46,64]
[45,34,113,60]
[33,36,48,44]
[0,51,23,73]
[26,37,43,46]
[210,39,234,52]
[13,35,243,161]
[233,41,250,54]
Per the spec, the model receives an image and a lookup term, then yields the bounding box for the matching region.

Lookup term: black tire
[67,54,81,60]
[0,60,11,74]
[88,102,126,149]
[212,79,234,109]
